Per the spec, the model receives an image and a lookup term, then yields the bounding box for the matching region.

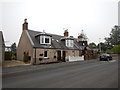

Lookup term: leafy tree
[111,45,120,54]
[88,42,97,49]
[11,43,16,53]
[97,42,108,52]
[105,25,120,46]
[11,43,16,60]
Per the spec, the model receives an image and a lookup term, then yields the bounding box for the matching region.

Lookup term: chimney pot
[23,18,28,30]
[64,29,69,37]
[24,18,27,23]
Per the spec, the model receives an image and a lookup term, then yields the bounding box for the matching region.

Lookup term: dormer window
[40,36,51,44]
[61,37,74,47]
[66,39,74,47]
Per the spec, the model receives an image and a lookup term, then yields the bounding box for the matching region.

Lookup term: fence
[67,56,84,62]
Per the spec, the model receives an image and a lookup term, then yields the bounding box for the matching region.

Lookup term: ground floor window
[44,51,48,58]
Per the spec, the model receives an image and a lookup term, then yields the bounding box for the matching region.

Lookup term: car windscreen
[100,54,110,56]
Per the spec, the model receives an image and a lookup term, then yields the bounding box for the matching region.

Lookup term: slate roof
[27,30,87,50]
[0,31,5,46]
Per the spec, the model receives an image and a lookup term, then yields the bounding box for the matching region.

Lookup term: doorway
[62,51,66,62]
[57,51,61,61]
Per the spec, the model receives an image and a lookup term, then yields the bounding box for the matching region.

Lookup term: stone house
[0,31,5,63]
[17,19,91,64]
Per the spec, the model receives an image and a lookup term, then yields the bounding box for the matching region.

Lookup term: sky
[0,0,119,46]
[118,1,120,26]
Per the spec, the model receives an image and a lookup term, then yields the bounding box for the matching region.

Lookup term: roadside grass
[3,60,30,67]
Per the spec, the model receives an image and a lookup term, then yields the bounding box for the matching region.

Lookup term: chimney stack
[64,29,69,37]
[23,18,28,30]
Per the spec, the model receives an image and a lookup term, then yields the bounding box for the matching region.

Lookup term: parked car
[99,53,112,61]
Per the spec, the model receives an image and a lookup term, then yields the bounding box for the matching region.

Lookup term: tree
[105,25,120,46]
[97,42,108,52]
[11,43,16,53]
[88,42,97,49]
[111,45,120,54]
[11,43,16,60]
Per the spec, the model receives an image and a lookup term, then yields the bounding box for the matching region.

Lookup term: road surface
[3,58,118,88]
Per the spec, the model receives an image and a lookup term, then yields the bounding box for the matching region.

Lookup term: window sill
[40,43,51,45]
[44,57,48,59]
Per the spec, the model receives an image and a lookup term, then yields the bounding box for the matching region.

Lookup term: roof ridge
[28,29,64,37]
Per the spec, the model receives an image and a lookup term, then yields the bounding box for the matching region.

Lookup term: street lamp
[99,38,101,52]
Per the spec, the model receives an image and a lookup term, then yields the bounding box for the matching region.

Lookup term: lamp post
[99,38,101,53]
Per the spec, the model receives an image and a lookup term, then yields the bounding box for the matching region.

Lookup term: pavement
[2,57,118,88]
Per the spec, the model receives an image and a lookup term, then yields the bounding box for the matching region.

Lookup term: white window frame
[66,40,74,47]
[66,40,69,46]
[70,40,74,47]
[71,51,75,57]
[40,36,51,44]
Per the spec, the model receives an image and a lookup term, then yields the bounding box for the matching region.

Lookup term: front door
[62,51,66,62]
[57,51,61,61]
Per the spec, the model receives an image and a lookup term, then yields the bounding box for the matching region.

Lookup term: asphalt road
[3,58,118,88]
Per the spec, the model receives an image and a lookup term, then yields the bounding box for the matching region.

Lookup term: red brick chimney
[64,29,69,37]
[22,19,28,30]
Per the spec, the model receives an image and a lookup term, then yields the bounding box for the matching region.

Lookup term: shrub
[111,45,120,54]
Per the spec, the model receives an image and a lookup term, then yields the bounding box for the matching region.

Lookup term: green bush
[111,45,120,54]
[100,50,104,54]
[5,52,12,60]
[107,50,113,54]
[11,54,16,60]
